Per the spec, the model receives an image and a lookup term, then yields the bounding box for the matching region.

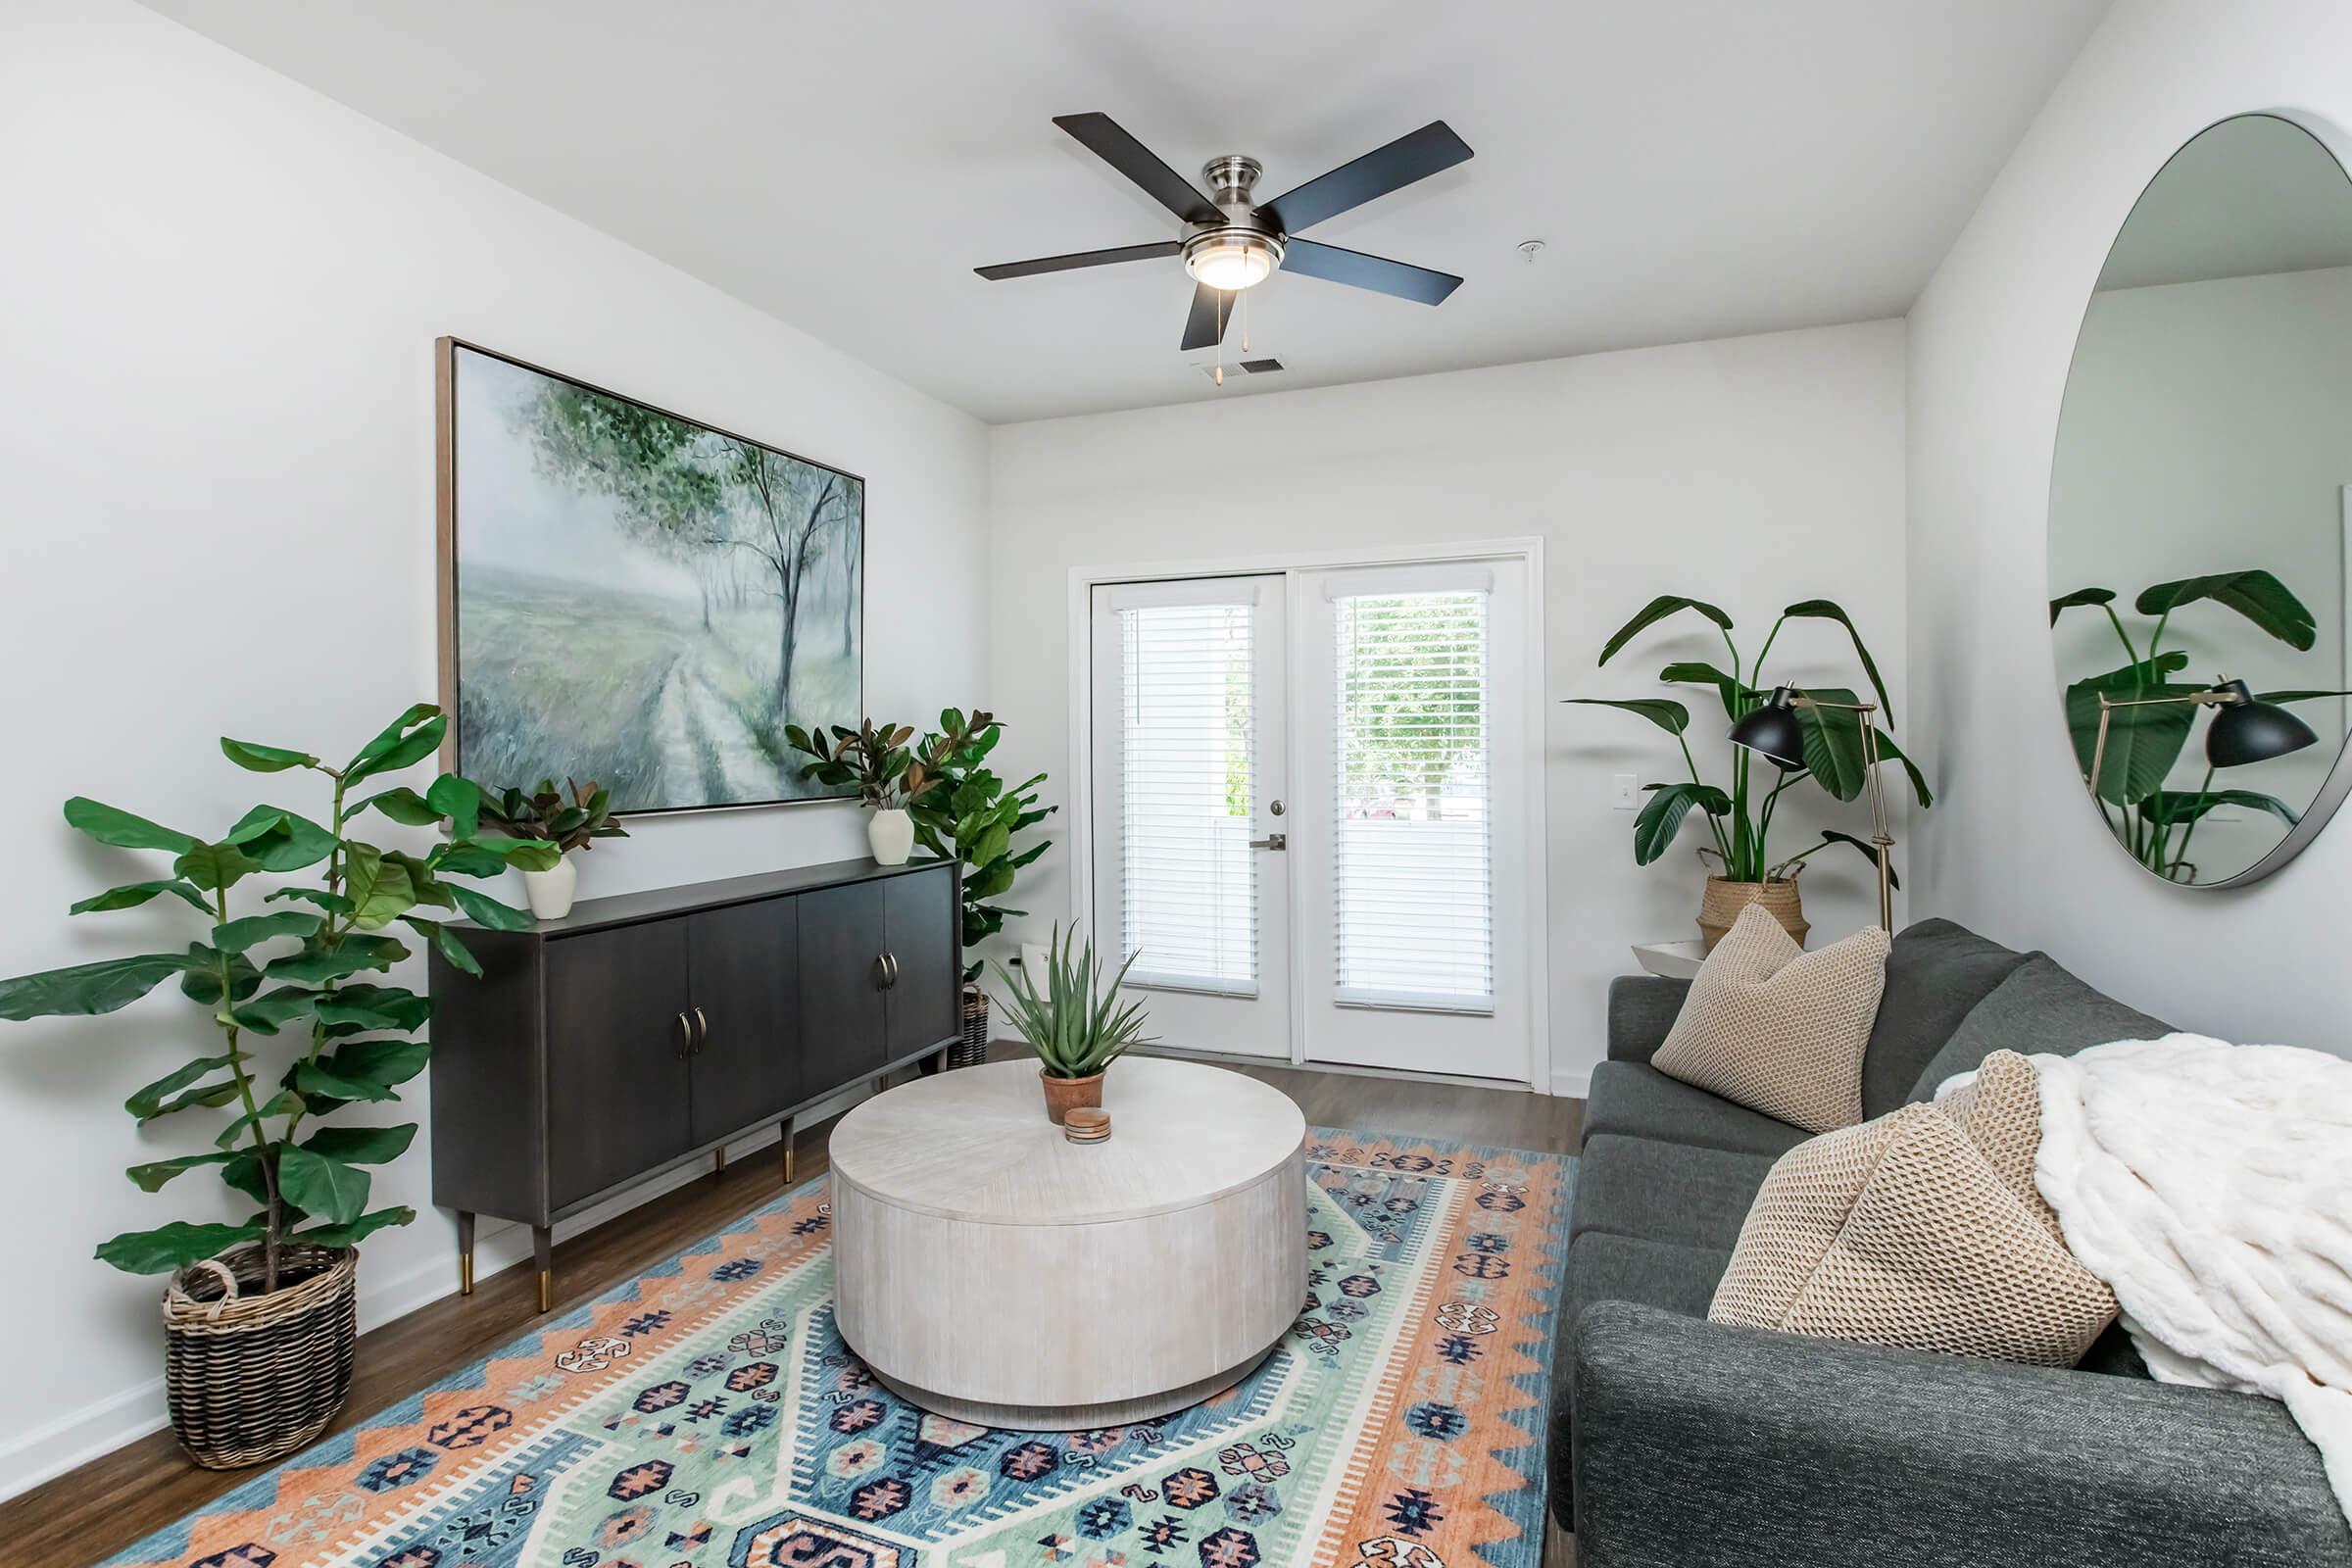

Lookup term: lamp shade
[1727,686,1807,770]
[2205,678,2318,767]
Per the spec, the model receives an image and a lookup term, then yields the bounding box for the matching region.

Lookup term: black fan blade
[1255,121,1473,234]
[1181,282,1232,351]
[1280,238,1461,304]
[1054,113,1223,224]
[976,241,1180,280]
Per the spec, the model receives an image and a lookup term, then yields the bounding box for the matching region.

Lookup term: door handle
[672,1011,693,1058]
[692,1006,709,1055]
[1250,832,1288,851]
[883,952,901,988]
[874,954,891,990]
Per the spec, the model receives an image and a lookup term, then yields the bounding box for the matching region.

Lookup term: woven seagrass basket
[951,987,990,1069]
[1696,875,1810,953]
[164,1242,358,1469]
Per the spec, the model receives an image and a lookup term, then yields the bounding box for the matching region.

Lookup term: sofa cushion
[1571,1133,1778,1251]
[1550,1232,1732,1529]
[1907,953,2171,1102]
[1654,906,1891,1133]
[1584,1061,1813,1159]
[1860,918,2032,1118]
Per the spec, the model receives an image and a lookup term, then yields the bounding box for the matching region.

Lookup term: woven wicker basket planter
[950,987,990,1070]
[164,1242,358,1470]
[1696,875,1809,952]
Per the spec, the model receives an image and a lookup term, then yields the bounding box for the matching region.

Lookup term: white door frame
[1065,535,1551,1093]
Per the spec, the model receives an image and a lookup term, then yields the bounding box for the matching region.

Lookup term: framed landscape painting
[436,339,863,813]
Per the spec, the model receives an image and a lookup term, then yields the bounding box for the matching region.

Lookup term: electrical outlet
[1612,773,1640,809]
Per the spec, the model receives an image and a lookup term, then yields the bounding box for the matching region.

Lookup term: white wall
[989,320,1910,1097]
[1907,0,2352,1052]
[0,2,989,1493]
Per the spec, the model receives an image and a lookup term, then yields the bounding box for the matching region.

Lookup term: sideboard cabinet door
[545,922,693,1210]
[798,880,887,1089]
[687,898,802,1146]
[885,867,960,1057]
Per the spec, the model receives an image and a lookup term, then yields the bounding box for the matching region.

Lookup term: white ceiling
[141,0,2109,424]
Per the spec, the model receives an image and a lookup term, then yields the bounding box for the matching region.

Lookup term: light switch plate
[1612,773,1639,809]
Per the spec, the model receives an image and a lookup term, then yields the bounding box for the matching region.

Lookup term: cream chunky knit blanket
[2028,1034,2352,1523]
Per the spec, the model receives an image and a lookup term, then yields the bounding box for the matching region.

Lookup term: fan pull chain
[1214,290,1226,386]
[1242,288,1251,355]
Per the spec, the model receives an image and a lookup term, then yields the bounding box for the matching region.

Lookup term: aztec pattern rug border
[102,1126,1576,1568]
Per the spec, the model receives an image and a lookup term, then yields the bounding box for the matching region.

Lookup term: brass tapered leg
[780,1115,797,1184]
[457,1210,475,1297]
[714,1144,727,1175]
[531,1224,554,1315]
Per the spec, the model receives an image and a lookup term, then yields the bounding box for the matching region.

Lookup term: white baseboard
[1550,1063,1592,1099]
[0,1081,873,1505]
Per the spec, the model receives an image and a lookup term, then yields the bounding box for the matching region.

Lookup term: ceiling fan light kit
[977,112,1472,354]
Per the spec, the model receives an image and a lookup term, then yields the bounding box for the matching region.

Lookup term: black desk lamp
[2085,676,2317,792]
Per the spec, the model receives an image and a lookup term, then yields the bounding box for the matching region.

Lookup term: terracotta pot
[1696,876,1809,952]
[1038,1068,1104,1125]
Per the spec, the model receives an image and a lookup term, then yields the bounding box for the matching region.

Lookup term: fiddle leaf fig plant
[2051,568,2348,882]
[907,708,1056,983]
[0,705,558,1291]
[1569,595,1933,883]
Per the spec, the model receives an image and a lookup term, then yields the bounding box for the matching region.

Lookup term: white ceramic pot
[867,807,914,866]
[522,855,578,920]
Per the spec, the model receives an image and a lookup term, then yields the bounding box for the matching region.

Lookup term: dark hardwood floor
[3,1045,1584,1568]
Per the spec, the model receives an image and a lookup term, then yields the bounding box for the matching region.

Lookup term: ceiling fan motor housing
[1184,154,1285,288]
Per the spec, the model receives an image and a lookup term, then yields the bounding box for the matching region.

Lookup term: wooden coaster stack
[1062,1107,1111,1144]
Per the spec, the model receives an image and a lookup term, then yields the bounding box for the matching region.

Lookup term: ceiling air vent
[1240,358,1284,374]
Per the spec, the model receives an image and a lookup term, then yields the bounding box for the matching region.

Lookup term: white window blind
[1118,600,1257,995]
[1332,590,1494,1012]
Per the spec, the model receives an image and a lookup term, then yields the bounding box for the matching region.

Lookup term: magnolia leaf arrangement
[907,709,1056,983]
[2051,568,2347,883]
[1569,595,1933,883]
[784,718,932,808]
[480,777,628,855]
[0,706,558,1292]
[993,924,1152,1080]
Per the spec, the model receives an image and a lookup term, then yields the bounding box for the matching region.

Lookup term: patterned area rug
[105,1129,1573,1568]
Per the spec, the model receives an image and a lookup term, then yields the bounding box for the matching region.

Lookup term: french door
[1087,576,1292,1058]
[1086,556,1535,1084]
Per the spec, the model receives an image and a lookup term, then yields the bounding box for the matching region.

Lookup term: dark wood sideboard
[427,857,961,1310]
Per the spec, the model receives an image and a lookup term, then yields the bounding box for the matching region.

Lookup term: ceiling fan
[976,113,1473,351]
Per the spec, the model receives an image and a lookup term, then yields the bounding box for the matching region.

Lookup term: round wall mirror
[2048,112,2352,887]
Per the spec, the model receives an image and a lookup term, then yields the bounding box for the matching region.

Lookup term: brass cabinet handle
[692,1006,709,1055]
[672,1011,692,1058]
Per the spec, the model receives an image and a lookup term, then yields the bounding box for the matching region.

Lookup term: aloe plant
[0,705,557,1291]
[994,925,1152,1079]
[1567,596,1933,883]
[2051,569,2346,883]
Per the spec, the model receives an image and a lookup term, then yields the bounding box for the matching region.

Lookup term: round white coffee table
[829,1056,1307,1429]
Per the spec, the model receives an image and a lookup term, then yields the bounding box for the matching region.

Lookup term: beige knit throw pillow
[1652,903,1889,1133]
[1709,1050,2119,1366]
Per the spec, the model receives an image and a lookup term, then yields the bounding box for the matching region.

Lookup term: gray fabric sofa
[1552,917,2352,1567]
